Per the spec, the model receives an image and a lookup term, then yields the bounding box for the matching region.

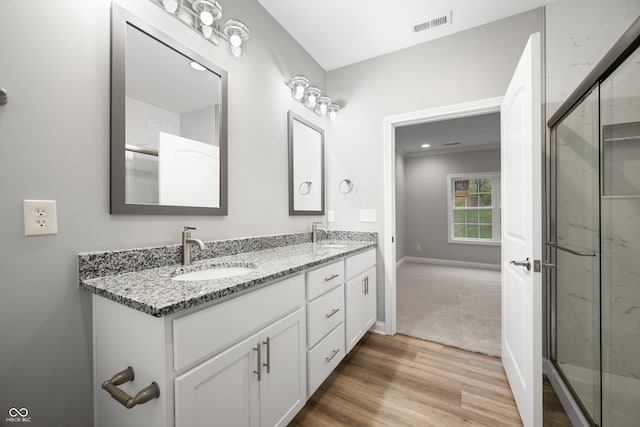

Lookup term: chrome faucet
[182,226,206,266]
[311,222,328,243]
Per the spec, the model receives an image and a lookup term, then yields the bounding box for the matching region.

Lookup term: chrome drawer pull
[324,274,339,282]
[254,345,262,381]
[325,349,340,363]
[325,308,340,319]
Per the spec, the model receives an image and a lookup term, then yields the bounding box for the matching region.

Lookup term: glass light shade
[162,0,180,13]
[201,25,213,39]
[328,103,340,121]
[317,96,331,116]
[305,87,321,108]
[295,85,305,99]
[230,45,242,58]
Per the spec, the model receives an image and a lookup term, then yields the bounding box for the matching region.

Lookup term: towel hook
[0,88,7,105]
[339,179,353,194]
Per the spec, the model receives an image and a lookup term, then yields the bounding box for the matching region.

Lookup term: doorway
[394,113,502,356]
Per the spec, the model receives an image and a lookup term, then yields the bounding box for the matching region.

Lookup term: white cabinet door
[259,308,307,427]
[346,267,377,352]
[362,268,377,333]
[175,334,260,427]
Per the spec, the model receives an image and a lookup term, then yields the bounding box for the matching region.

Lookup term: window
[447,173,500,244]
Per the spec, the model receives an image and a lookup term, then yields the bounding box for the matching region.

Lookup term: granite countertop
[80,240,376,317]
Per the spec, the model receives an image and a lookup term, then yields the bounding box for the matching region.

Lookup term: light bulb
[295,85,304,100]
[230,45,242,58]
[308,95,317,107]
[320,103,328,115]
[162,0,179,13]
[200,10,214,26]
[229,34,242,47]
[329,110,337,121]
[201,25,213,39]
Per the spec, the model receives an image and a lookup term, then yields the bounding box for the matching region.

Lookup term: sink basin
[172,266,254,282]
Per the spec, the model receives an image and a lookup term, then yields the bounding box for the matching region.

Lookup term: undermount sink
[172,266,254,282]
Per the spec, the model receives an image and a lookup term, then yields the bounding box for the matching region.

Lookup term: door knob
[510,258,531,271]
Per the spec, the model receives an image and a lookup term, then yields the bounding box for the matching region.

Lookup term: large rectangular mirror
[288,111,324,215]
[111,5,228,215]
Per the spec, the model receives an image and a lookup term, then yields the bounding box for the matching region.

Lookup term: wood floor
[291,333,572,427]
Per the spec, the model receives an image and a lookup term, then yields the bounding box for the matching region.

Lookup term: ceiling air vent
[412,11,453,33]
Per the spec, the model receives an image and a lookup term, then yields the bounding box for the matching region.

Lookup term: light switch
[360,209,377,223]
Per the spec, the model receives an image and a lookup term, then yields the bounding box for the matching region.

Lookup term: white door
[500,33,542,427]
[259,308,306,427]
[174,333,260,427]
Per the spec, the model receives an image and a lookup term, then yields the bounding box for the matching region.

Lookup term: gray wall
[326,9,545,321]
[395,153,406,262]
[0,0,325,425]
[401,149,501,265]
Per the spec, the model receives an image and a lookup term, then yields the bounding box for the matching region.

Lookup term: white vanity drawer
[345,248,376,280]
[307,323,345,397]
[307,285,344,347]
[306,260,343,300]
[172,274,305,372]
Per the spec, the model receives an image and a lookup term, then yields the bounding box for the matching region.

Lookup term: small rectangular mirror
[288,111,324,215]
[111,5,228,215]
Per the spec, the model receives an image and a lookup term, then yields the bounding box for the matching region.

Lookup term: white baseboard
[543,359,591,427]
[396,257,406,268]
[403,256,500,271]
[371,321,386,335]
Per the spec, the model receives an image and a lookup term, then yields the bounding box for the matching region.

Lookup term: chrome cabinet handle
[510,258,531,271]
[325,349,340,363]
[365,276,369,295]
[324,274,339,282]
[254,345,262,381]
[263,337,271,374]
[325,308,340,319]
[101,367,160,409]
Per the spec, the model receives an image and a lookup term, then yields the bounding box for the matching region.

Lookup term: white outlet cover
[327,210,335,223]
[360,209,377,223]
[24,200,58,236]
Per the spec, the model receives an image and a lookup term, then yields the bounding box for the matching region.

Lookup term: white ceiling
[257,0,556,70]
[395,113,500,155]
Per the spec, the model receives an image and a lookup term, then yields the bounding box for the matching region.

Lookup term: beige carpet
[397,261,502,357]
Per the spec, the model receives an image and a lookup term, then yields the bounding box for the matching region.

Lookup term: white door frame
[382,96,504,335]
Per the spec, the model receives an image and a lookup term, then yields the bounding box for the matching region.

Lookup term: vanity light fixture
[288,75,342,120]
[151,0,250,58]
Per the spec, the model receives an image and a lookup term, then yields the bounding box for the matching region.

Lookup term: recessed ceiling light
[190,61,206,71]
[421,143,430,148]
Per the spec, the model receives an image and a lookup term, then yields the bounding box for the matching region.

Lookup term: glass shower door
[552,87,601,425]
[600,44,640,427]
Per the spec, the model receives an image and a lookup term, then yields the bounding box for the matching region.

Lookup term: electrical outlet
[416,244,422,251]
[327,210,335,223]
[360,209,377,223]
[24,200,58,236]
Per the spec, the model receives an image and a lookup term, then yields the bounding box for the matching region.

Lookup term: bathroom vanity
[80,233,376,427]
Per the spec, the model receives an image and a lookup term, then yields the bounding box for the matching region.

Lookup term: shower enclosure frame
[547,16,640,427]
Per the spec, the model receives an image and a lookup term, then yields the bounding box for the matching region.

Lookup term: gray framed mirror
[111,5,228,215]
[288,111,324,215]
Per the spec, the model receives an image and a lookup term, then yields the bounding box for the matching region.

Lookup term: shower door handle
[510,258,531,271]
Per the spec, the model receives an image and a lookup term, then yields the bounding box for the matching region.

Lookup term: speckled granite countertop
[80,240,375,317]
